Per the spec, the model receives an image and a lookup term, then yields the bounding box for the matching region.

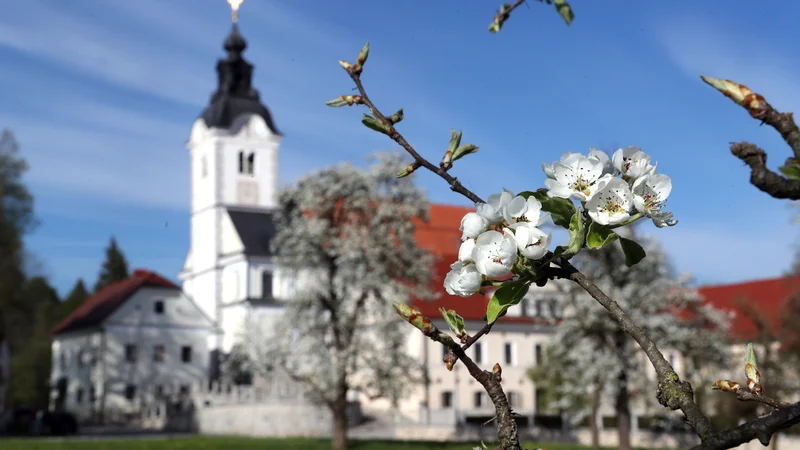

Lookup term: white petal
[458,239,476,262]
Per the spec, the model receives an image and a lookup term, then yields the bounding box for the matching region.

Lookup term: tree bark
[615,331,632,450]
[331,389,349,450]
[590,380,602,448]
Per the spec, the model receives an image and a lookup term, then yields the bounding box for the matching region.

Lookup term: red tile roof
[50,269,179,336]
[697,275,800,342]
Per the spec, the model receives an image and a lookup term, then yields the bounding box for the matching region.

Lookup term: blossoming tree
[323,3,800,449]
[531,232,730,450]
[243,152,434,450]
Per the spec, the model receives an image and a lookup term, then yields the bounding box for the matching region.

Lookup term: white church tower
[178,5,286,379]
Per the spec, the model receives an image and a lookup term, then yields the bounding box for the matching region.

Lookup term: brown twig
[735,390,792,410]
[349,75,484,205]
[730,142,800,199]
[701,76,800,200]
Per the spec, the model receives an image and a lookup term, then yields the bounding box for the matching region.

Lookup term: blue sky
[1,0,798,296]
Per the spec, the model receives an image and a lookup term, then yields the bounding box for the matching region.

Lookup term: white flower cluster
[443,146,677,298]
[445,190,552,297]
[543,146,676,228]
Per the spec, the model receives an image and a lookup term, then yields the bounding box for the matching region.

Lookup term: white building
[49,270,215,424]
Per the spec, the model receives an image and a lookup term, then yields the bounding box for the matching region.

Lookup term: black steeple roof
[200,24,281,135]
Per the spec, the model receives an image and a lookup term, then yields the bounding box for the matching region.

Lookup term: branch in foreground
[690,400,800,450]
[393,304,521,450]
[555,258,716,440]
[700,76,800,200]
[730,142,800,199]
[713,379,792,410]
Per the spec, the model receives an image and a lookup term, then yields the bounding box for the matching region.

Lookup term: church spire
[199,0,281,134]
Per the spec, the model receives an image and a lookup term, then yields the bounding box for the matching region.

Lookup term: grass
[0,436,624,450]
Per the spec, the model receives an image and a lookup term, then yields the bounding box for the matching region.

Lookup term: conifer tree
[93,237,130,293]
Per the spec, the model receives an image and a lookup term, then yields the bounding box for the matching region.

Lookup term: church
[46,5,800,442]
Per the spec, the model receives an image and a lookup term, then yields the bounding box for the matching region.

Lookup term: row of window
[446,342,544,366]
[440,388,548,410]
[74,383,191,404]
[125,345,192,363]
[199,151,257,179]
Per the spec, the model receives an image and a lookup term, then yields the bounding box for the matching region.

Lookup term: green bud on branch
[440,129,463,170]
[712,380,742,392]
[352,41,370,75]
[439,307,469,343]
[745,343,762,394]
[452,143,479,162]
[493,363,503,381]
[325,95,364,107]
[361,113,392,136]
[700,75,769,118]
[396,161,421,179]
[393,302,434,335]
[387,108,404,125]
[338,60,353,72]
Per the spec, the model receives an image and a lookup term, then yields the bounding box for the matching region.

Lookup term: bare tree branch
[690,400,800,450]
[700,76,800,200]
[554,258,716,440]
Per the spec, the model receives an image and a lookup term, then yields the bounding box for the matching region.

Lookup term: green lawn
[0,436,628,450]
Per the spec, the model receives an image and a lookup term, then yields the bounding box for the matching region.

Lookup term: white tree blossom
[237,151,434,449]
[544,153,610,202]
[612,146,657,179]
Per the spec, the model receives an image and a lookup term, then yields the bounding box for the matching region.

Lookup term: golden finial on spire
[227,0,244,23]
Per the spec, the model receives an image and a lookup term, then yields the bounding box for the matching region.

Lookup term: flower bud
[493,363,502,381]
[700,76,768,118]
[392,302,434,335]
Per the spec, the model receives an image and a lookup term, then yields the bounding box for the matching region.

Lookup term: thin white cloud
[654,16,800,112]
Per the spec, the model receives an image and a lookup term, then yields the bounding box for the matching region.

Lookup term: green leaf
[525,188,576,229]
[561,210,586,257]
[439,308,466,338]
[745,343,758,371]
[553,0,575,25]
[486,279,530,324]
[619,237,646,267]
[586,222,620,249]
[387,108,404,125]
[779,164,800,181]
[361,114,390,135]
[452,144,479,162]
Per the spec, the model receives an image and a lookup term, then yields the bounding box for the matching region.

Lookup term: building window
[507,391,520,409]
[90,386,96,402]
[534,300,542,317]
[473,342,484,365]
[125,344,137,363]
[535,344,543,366]
[442,344,448,360]
[474,391,485,408]
[441,391,453,408]
[504,342,514,366]
[238,151,255,175]
[125,385,136,401]
[76,388,84,404]
[181,346,192,363]
[154,300,164,314]
[262,271,273,299]
[246,152,255,174]
[153,345,165,362]
[59,352,66,369]
[155,385,164,397]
